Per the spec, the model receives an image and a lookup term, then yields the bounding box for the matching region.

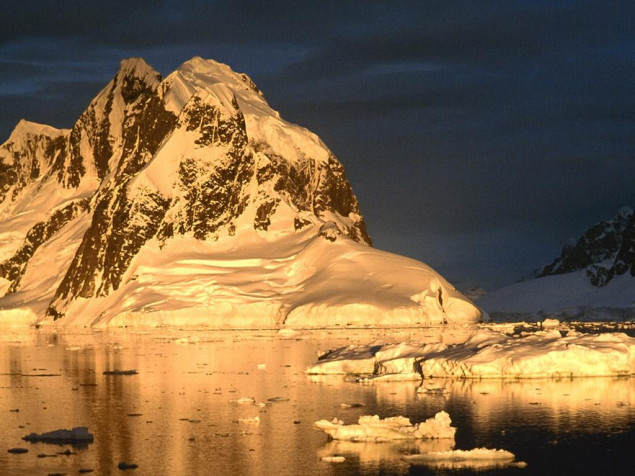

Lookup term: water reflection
[318,439,454,474]
[0,328,633,475]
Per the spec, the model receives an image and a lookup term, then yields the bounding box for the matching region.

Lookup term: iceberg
[307,328,635,378]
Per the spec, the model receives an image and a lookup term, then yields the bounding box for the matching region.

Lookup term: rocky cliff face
[538,207,635,286]
[0,57,479,327]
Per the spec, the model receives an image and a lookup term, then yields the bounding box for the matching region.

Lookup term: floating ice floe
[403,448,527,470]
[314,411,455,442]
[307,329,635,378]
[23,427,94,444]
[235,416,260,425]
[321,455,346,463]
[234,397,256,405]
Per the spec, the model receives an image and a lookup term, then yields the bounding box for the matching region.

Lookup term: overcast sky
[1,1,633,290]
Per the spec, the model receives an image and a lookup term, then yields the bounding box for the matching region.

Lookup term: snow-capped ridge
[118,57,161,84]
[0,55,482,328]
[538,206,634,286]
[480,206,634,321]
[161,56,269,115]
[8,119,67,143]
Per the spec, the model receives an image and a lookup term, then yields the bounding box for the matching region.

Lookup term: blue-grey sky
[1,1,633,290]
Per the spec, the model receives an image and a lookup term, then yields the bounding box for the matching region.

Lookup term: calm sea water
[0,327,633,475]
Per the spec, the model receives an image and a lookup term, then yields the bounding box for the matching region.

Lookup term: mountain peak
[538,206,635,286]
[9,119,66,141]
[0,56,481,328]
[117,57,161,86]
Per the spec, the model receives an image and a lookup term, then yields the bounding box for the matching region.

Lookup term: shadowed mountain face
[0,57,479,327]
[539,207,634,287]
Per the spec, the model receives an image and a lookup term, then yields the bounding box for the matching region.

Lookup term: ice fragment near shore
[314,411,455,442]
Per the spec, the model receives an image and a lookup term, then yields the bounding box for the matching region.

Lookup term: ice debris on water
[118,462,138,470]
[234,397,256,405]
[403,448,527,470]
[321,455,346,463]
[23,427,94,444]
[235,416,260,425]
[7,448,28,454]
[314,411,456,442]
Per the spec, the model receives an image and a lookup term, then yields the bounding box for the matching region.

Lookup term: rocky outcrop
[0,121,69,206]
[538,207,634,286]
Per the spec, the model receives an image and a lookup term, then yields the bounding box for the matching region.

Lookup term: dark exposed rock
[539,207,634,287]
[607,213,635,280]
[254,198,280,231]
[0,126,69,203]
[0,199,89,293]
[49,187,169,316]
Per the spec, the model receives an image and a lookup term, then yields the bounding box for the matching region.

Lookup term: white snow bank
[31,227,480,328]
[307,328,635,378]
[403,448,527,469]
[314,411,456,442]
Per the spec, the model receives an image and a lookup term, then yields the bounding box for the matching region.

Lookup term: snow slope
[478,271,635,321]
[478,208,634,322]
[0,57,481,328]
[50,225,478,327]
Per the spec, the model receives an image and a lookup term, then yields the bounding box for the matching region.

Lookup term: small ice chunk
[235,416,260,425]
[8,448,28,454]
[23,427,94,444]
[267,397,289,403]
[235,397,255,405]
[321,455,346,463]
[314,411,456,441]
[541,318,560,328]
[118,462,138,470]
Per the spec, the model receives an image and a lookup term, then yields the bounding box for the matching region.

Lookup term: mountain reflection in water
[0,328,632,475]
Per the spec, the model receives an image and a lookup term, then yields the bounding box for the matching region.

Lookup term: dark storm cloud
[0,0,633,289]
[285,1,632,78]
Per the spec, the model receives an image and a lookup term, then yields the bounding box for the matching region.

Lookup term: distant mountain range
[478,207,634,321]
[0,57,481,327]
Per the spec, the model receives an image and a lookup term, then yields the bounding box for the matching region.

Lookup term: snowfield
[478,271,635,322]
[0,223,480,328]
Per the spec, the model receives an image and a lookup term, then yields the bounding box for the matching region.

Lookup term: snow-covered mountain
[478,207,635,321]
[0,57,481,327]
